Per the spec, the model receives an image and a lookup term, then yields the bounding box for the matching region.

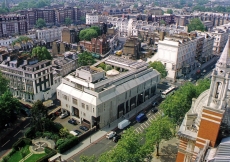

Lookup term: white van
[118,119,131,129]
[106,131,116,139]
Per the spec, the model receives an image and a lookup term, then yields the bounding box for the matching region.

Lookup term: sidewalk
[60,94,160,161]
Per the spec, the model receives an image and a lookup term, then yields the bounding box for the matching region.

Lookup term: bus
[161,86,177,98]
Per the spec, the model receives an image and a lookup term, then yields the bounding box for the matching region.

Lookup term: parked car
[136,113,147,123]
[59,113,69,119]
[74,130,82,135]
[106,131,116,139]
[152,101,159,107]
[151,108,158,114]
[80,126,89,131]
[113,134,121,143]
[68,118,77,125]
[70,131,78,136]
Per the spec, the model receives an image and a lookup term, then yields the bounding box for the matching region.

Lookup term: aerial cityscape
[1,0,230,161]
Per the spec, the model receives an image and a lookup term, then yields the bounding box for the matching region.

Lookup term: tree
[160,19,166,25]
[90,26,101,35]
[32,46,52,61]
[78,51,96,66]
[146,116,175,156]
[79,28,98,41]
[30,100,48,132]
[59,128,69,138]
[0,91,20,128]
[12,36,31,46]
[166,9,173,14]
[149,61,167,78]
[36,18,46,29]
[65,17,72,26]
[159,82,196,124]
[195,78,211,97]
[0,71,9,95]
[80,16,86,22]
[188,18,205,32]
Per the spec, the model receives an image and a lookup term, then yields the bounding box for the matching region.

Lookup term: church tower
[207,38,230,110]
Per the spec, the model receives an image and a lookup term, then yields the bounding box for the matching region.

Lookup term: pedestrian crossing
[134,110,162,134]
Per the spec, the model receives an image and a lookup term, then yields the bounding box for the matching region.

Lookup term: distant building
[0,15,28,38]
[57,55,160,128]
[86,13,99,25]
[36,27,64,43]
[122,37,142,60]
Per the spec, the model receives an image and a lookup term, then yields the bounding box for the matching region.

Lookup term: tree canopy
[149,61,167,78]
[78,51,96,66]
[188,18,205,32]
[12,36,32,46]
[0,91,20,128]
[159,78,211,124]
[36,18,46,29]
[32,46,52,61]
[79,28,98,41]
[0,71,9,95]
[65,17,72,26]
[30,100,48,132]
[166,9,173,14]
[146,116,175,156]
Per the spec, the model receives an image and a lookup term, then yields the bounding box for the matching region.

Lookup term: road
[67,106,162,162]
[0,118,30,158]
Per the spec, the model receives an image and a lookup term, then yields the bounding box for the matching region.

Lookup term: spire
[216,37,230,68]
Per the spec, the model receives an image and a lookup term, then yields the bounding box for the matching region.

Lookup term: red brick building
[79,35,110,54]
[176,38,230,161]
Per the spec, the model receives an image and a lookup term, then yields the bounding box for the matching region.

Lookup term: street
[67,106,163,162]
[0,118,30,158]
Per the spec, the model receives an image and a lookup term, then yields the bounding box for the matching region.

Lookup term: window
[82,103,85,108]
[63,95,67,100]
[73,98,78,105]
[86,105,89,110]
[66,104,68,108]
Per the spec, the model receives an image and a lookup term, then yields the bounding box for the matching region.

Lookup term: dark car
[68,118,77,125]
[151,108,158,114]
[152,101,159,107]
[113,134,121,143]
[80,126,89,131]
[74,130,82,135]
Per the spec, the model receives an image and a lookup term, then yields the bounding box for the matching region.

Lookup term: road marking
[24,123,30,128]
[143,123,147,128]
[141,125,144,130]
[145,121,149,126]
[2,140,10,147]
[138,127,142,132]
[135,129,139,134]
[147,113,151,116]
[149,117,154,121]
[13,130,21,137]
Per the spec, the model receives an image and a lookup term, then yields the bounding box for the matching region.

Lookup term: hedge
[57,136,79,153]
[1,149,16,162]
[36,147,57,162]
[12,138,32,151]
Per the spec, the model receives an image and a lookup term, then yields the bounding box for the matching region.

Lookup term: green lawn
[24,153,47,162]
[8,145,30,162]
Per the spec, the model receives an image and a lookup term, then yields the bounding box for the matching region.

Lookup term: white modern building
[57,56,160,128]
[0,56,61,102]
[86,13,99,25]
[36,27,64,43]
